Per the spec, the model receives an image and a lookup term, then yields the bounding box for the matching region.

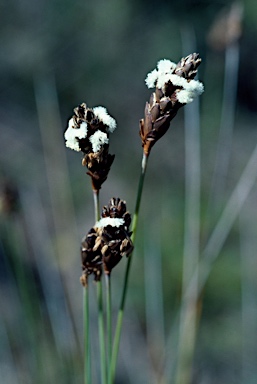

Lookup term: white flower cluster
[64,105,117,152]
[64,120,88,151]
[145,59,204,104]
[96,217,125,228]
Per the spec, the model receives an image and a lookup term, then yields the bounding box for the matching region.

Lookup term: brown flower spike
[80,198,133,285]
[140,53,204,156]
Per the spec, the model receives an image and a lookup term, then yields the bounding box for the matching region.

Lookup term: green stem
[83,286,91,384]
[97,280,107,384]
[93,189,108,383]
[93,190,100,223]
[105,274,112,371]
[108,152,149,384]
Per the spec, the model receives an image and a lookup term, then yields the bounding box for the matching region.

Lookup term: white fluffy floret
[185,79,204,95]
[89,130,109,153]
[64,119,88,151]
[96,217,125,228]
[93,106,117,133]
[145,59,177,89]
[176,80,204,104]
[156,73,188,90]
[157,59,176,73]
[145,69,159,88]
[176,90,195,104]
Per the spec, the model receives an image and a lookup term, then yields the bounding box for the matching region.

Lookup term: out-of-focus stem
[175,52,201,384]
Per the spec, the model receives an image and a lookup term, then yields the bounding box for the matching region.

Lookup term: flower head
[64,103,117,191]
[140,53,204,155]
[64,103,116,154]
[80,198,133,284]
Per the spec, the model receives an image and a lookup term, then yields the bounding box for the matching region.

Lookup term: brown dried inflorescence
[140,53,202,156]
[80,198,133,285]
[82,149,115,192]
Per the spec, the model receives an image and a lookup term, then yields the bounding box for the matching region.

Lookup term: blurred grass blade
[239,197,257,384]
[208,4,243,212]
[144,220,165,378]
[175,26,201,384]
[20,188,78,357]
[186,141,257,300]
[34,73,81,353]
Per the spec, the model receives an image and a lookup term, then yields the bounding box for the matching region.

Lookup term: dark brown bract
[80,228,103,285]
[101,197,131,229]
[82,148,115,192]
[174,53,202,80]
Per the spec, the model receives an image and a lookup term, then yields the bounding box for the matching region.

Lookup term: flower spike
[80,198,134,285]
[140,53,204,156]
[64,103,117,191]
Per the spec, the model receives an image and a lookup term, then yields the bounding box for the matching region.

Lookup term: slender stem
[108,152,149,384]
[93,189,108,383]
[105,274,112,370]
[93,190,100,222]
[84,286,91,384]
[97,280,107,384]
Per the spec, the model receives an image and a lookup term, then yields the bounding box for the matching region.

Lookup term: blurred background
[1,0,257,383]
